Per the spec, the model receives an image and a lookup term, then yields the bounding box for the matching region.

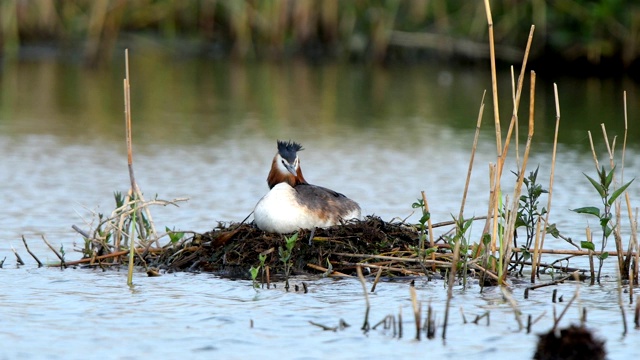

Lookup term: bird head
[267,140,308,188]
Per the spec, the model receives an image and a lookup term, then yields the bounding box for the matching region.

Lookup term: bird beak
[284,162,297,177]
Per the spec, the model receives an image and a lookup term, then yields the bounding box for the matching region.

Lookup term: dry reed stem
[483,0,501,154]
[533,83,561,280]
[305,263,352,277]
[601,123,628,279]
[371,266,383,292]
[50,247,164,267]
[586,226,595,283]
[122,49,159,248]
[443,215,463,339]
[510,67,519,170]
[21,235,42,267]
[486,163,497,252]
[420,191,434,251]
[499,25,535,175]
[409,285,421,340]
[511,247,636,257]
[622,91,628,182]
[634,205,640,285]
[530,219,543,283]
[468,263,500,282]
[485,25,535,260]
[501,71,536,282]
[335,261,423,276]
[587,131,599,170]
[459,91,485,220]
[330,253,452,267]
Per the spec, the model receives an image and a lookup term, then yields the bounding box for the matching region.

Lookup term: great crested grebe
[253,140,361,233]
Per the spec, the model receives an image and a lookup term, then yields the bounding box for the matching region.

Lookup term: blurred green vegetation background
[1,0,639,74]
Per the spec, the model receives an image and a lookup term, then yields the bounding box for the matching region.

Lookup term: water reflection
[1,54,640,359]
[3,56,637,148]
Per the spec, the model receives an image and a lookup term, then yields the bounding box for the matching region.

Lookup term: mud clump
[533,325,605,360]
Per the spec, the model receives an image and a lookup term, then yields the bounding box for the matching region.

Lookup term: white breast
[254,183,338,233]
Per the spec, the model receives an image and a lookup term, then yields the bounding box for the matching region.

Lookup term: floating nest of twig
[155,215,439,278]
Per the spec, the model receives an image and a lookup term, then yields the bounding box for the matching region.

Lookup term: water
[1,54,639,359]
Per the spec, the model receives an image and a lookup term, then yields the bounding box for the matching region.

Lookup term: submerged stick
[11,246,24,266]
[21,235,42,267]
[409,285,421,340]
[443,223,461,339]
[526,271,579,292]
[617,265,628,336]
[371,266,383,292]
[356,266,370,331]
[42,235,65,268]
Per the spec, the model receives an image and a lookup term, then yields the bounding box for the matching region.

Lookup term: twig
[11,246,24,266]
[71,225,91,239]
[41,235,65,268]
[21,235,43,267]
[309,321,337,332]
[306,263,351,277]
[525,271,579,292]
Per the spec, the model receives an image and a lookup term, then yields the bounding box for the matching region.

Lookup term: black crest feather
[277,140,304,163]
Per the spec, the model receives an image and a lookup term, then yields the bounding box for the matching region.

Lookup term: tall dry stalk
[483,0,501,154]
[458,91,486,221]
[500,71,536,284]
[531,83,561,282]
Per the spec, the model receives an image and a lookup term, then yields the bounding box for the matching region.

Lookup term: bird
[253,140,361,233]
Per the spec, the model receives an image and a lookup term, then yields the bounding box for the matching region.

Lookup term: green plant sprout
[165,227,185,244]
[572,165,634,283]
[279,232,299,291]
[513,167,548,276]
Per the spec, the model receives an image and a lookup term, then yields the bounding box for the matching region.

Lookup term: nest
[155,216,435,278]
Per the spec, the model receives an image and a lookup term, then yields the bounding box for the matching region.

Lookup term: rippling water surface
[1,55,639,359]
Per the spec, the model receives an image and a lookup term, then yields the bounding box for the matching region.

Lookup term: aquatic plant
[572,165,634,283]
[279,232,299,291]
[512,166,548,276]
